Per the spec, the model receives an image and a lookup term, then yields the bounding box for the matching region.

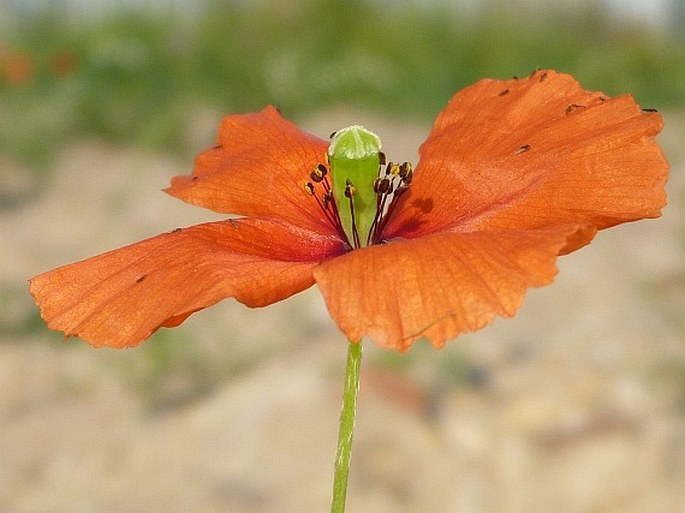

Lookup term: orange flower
[1,50,35,85]
[29,70,668,351]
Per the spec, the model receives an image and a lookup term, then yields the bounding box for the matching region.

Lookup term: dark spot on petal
[512,75,519,80]
[136,274,147,283]
[410,197,433,214]
[498,88,510,96]
[565,103,585,115]
[191,176,199,181]
[598,96,607,102]
[642,107,658,112]
[514,144,531,155]
[539,71,548,81]
[171,227,183,233]
[212,144,223,150]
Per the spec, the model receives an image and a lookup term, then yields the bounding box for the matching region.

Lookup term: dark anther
[323,193,333,209]
[379,152,387,166]
[329,131,337,139]
[136,274,147,284]
[599,96,607,102]
[539,71,548,82]
[304,182,315,195]
[642,108,658,112]
[374,177,391,194]
[499,89,510,96]
[398,162,413,186]
[514,144,531,155]
[171,228,182,233]
[565,103,585,115]
[344,178,356,198]
[387,163,401,176]
[402,169,413,185]
[310,163,327,182]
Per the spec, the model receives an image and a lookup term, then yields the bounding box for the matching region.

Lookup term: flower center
[305,126,413,250]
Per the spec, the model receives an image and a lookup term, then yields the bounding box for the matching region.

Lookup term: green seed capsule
[327,126,382,248]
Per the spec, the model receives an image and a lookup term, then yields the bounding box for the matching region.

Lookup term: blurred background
[1,0,684,512]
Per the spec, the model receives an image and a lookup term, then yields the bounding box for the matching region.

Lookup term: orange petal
[384,70,668,253]
[314,225,581,351]
[166,106,333,234]
[29,219,344,348]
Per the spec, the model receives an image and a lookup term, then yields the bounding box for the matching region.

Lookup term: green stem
[331,340,363,513]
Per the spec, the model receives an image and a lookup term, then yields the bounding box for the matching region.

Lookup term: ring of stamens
[305,152,413,249]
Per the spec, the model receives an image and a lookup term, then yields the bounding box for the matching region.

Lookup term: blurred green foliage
[1,0,683,168]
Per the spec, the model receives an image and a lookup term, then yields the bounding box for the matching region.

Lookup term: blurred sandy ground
[0,102,683,513]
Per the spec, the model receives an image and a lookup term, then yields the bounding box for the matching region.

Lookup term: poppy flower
[1,49,35,85]
[29,69,668,351]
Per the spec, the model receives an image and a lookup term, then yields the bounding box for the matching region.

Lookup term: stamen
[308,126,415,249]
[344,178,356,198]
[323,193,344,231]
[374,177,391,194]
[304,163,351,248]
[399,162,413,184]
[377,182,407,236]
[368,160,413,245]
[388,163,401,176]
[345,179,361,248]
[368,190,388,246]
[310,163,327,182]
